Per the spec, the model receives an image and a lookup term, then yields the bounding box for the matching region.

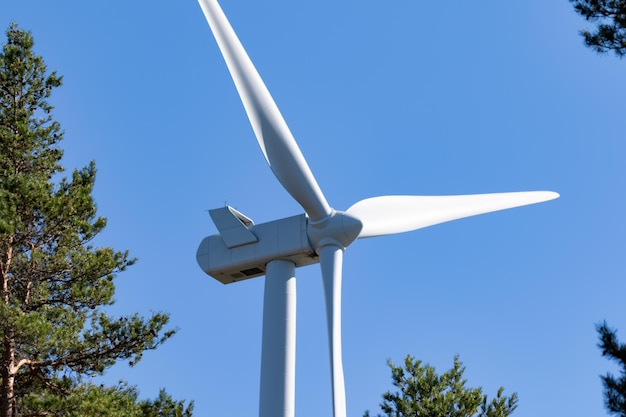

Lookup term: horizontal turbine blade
[346,191,559,238]
[198,0,332,222]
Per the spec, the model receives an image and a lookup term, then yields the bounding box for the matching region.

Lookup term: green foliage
[598,321,626,416]
[139,389,195,417]
[364,355,518,417]
[0,23,192,416]
[570,0,626,57]
[20,381,193,417]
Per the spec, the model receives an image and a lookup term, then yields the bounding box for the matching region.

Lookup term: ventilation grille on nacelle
[231,267,265,279]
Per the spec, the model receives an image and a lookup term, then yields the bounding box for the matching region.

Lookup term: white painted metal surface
[259,261,296,417]
[196,214,315,284]
[209,206,258,248]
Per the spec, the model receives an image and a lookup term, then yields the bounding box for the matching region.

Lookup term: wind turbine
[195,1,559,417]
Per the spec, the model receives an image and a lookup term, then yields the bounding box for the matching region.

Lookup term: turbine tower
[195,1,559,417]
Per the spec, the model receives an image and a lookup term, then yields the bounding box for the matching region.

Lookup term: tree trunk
[1,244,15,417]
[0,336,15,417]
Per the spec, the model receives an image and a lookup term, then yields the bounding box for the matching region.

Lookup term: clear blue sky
[2,1,625,416]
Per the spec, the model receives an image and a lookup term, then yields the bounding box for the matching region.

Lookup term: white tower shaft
[259,260,297,417]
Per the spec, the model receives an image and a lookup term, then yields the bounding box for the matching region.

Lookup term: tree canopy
[570,0,626,57]
[0,23,192,416]
[598,322,626,416]
[364,355,518,417]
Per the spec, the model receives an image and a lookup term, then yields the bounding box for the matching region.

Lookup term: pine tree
[570,0,626,57]
[364,355,518,417]
[20,382,193,417]
[598,321,626,416]
[0,23,191,416]
[139,389,195,417]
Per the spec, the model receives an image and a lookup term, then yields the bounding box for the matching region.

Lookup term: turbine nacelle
[196,207,363,285]
[197,207,317,284]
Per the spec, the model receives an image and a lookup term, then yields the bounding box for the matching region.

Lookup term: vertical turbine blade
[319,245,347,417]
[198,0,333,222]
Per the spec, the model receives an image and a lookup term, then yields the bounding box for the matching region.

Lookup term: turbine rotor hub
[307,210,362,251]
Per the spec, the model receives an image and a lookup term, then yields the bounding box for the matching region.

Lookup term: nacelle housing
[196,213,318,284]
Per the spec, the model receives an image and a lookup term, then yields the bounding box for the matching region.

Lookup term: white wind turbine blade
[198,0,332,222]
[346,191,559,238]
[318,245,347,417]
